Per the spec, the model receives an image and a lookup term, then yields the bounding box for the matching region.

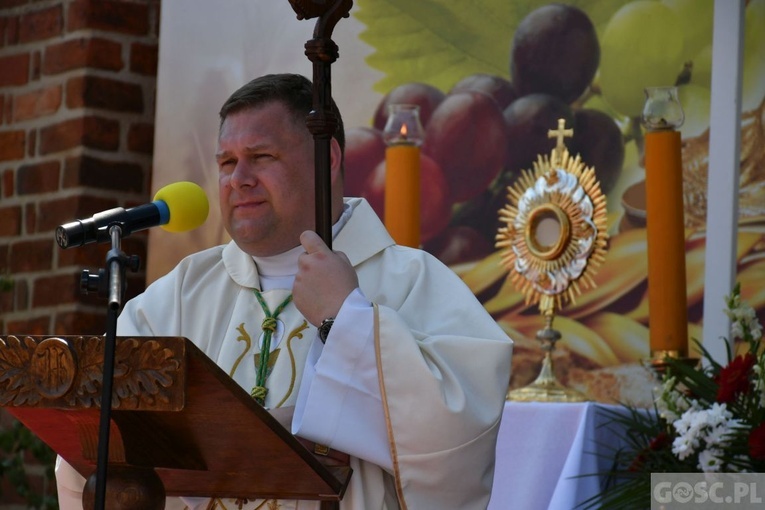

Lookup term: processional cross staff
[286,2,353,509]
[287,0,353,250]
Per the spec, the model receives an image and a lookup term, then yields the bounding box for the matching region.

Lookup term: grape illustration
[599,1,685,117]
[509,3,600,105]
[424,225,494,266]
[449,73,518,110]
[373,82,445,130]
[343,126,385,197]
[571,108,625,195]
[423,90,508,203]
[503,93,574,176]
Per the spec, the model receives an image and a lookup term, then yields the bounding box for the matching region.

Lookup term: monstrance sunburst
[496,119,608,402]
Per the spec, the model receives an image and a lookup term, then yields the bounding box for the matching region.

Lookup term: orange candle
[384,143,421,247]
[644,129,688,356]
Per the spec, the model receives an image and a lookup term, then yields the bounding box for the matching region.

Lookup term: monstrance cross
[547,118,573,166]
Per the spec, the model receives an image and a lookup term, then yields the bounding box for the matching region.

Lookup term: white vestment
[56,197,513,510]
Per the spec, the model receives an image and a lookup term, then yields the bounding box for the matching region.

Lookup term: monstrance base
[506,353,589,403]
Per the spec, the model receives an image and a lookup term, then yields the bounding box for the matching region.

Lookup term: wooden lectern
[0,335,352,508]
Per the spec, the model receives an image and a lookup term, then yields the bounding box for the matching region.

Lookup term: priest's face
[216,102,317,257]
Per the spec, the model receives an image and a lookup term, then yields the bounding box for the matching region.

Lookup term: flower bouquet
[582,283,765,509]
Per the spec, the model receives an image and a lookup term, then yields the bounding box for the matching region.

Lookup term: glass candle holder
[641,86,684,131]
[383,104,424,146]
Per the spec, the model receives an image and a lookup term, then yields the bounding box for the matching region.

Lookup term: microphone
[55,181,209,249]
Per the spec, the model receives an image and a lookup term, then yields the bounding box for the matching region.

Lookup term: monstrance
[496,119,608,402]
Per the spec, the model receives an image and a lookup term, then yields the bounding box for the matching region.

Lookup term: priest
[55,73,513,510]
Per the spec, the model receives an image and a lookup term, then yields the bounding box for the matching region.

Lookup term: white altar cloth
[489,401,632,510]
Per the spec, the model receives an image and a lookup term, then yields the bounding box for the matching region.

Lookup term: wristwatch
[318,317,334,343]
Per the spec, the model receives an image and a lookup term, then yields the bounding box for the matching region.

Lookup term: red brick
[17,159,59,194]
[26,127,35,157]
[0,17,7,49]
[64,154,145,192]
[13,84,62,122]
[55,310,108,336]
[33,273,103,308]
[130,41,157,76]
[6,315,51,336]
[0,52,29,86]
[0,1,32,12]
[10,239,53,273]
[0,129,25,161]
[24,202,35,234]
[5,14,19,45]
[38,116,119,154]
[66,75,143,113]
[68,0,150,36]
[0,289,13,317]
[57,239,109,268]
[127,122,154,154]
[37,194,117,233]
[2,168,13,198]
[3,91,11,122]
[0,204,21,236]
[18,4,63,43]
[0,243,9,269]
[43,37,123,75]
[31,48,41,80]
[14,278,28,311]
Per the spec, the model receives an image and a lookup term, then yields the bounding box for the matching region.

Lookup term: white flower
[725,297,763,341]
[754,364,765,407]
[671,403,741,463]
[672,433,698,460]
[751,320,763,341]
[731,321,745,340]
[698,448,724,472]
[656,376,693,422]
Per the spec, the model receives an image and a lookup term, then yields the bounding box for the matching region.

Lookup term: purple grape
[572,108,625,195]
[510,4,600,104]
[503,93,575,175]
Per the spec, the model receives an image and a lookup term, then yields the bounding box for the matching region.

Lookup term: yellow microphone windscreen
[153,181,209,232]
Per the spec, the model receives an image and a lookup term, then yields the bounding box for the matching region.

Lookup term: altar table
[489,401,634,510]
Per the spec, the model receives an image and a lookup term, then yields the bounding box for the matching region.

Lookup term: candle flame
[400,123,408,139]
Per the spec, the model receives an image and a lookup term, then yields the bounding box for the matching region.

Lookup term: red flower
[628,431,671,471]
[649,431,671,451]
[748,422,765,460]
[715,353,756,403]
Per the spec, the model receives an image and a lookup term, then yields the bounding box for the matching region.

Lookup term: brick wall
[0,0,159,336]
[0,1,160,507]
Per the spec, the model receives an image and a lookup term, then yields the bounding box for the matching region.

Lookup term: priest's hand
[294,230,358,326]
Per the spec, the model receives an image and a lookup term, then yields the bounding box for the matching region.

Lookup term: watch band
[318,317,334,343]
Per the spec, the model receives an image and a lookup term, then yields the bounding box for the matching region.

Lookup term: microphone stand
[80,224,140,510]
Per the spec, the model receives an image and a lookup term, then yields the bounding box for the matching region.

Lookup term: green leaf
[353,0,632,94]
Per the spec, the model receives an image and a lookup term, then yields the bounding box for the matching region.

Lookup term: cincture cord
[251,289,293,406]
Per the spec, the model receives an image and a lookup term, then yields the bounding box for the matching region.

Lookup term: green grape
[661,0,714,61]
[599,1,686,117]
[677,84,711,139]
[689,44,712,89]
[742,0,765,112]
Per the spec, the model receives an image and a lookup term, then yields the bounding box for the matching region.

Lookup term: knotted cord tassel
[252,290,293,407]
